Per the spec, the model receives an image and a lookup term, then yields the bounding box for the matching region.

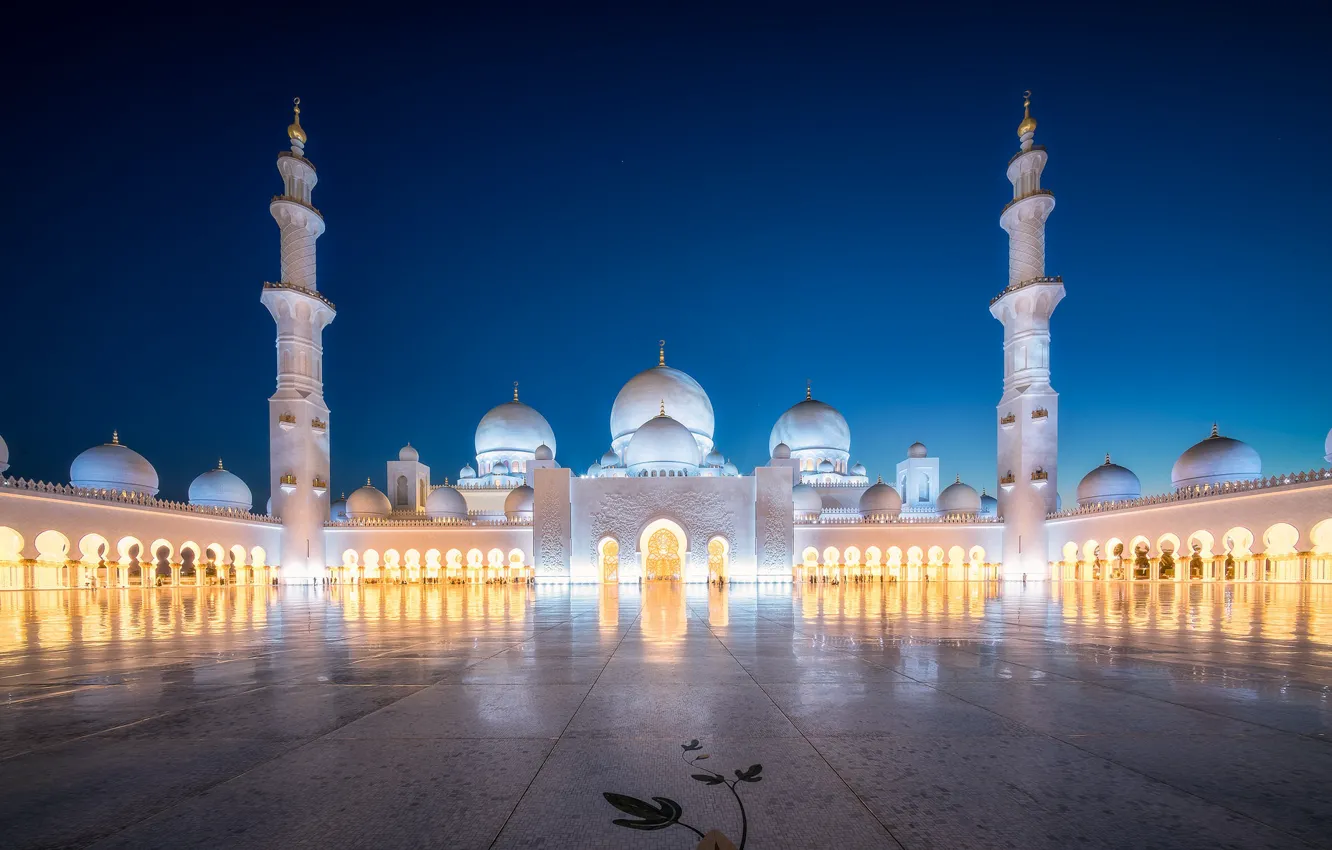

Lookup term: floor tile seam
[79,611,595,848]
[484,605,644,850]
[695,602,909,850]
[842,642,1325,847]
[0,683,275,763]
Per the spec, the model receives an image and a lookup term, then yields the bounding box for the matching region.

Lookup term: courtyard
[0,581,1329,849]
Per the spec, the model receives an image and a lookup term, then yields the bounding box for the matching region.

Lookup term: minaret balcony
[1000,472,1017,492]
[311,418,327,433]
[1001,188,1054,215]
[280,474,298,494]
[989,276,1064,306]
[269,194,323,218]
[311,478,328,496]
[262,281,337,311]
[278,413,297,431]
[1030,408,1049,421]
[999,413,1016,430]
[1030,469,1049,489]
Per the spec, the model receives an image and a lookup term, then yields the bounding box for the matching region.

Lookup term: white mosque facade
[2,97,1331,590]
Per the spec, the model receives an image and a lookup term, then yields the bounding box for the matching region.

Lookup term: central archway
[639,518,685,581]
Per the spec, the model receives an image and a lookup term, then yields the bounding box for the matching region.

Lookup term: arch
[78,533,110,564]
[864,546,882,568]
[0,527,23,561]
[34,530,70,563]
[947,545,966,566]
[466,548,483,568]
[363,549,381,569]
[639,517,686,581]
[426,548,443,569]
[507,548,525,568]
[446,548,462,568]
[1262,523,1299,556]
[822,546,840,566]
[341,549,359,568]
[1187,530,1215,558]
[1082,540,1100,563]
[887,546,903,567]
[801,547,819,568]
[149,538,174,562]
[395,474,408,506]
[230,544,248,567]
[926,545,945,567]
[384,549,401,569]
[1311,520,1332,555]
[1222,527,1254,556]
[405,549,421,568]
[205,542,225,565]
[599,537,620,583]
[906,546,924,566]
[487,548,505,569]
[1155,533,1180,556]
[116,535,143,565]
[1062,541,1079,563]
[251,546,267,567]
[968,545,986,567]
[843,545,861,567]
[708,536,729,580]
[179,540,202,564]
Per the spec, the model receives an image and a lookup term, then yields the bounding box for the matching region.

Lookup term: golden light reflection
[639,581,687,642]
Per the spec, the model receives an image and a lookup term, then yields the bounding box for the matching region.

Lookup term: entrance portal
[645,527,682,581]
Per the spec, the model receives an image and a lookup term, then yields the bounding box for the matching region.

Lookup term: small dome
[398,443,419,462]
[0,432,8,474]
[770,396,851,456]
[476,399,556,458]
[859,479,902,517]
[908,441,927,459]
[425,484,468,520]
[504,484,535,519]
[979,491,998,518]
[70,432,159,496]
[346,481,391,519]
[600,448,621,468]
[534,443,553,461]
[329,496,348,523]
[792,483,822,517]
[703,449,725,467]
[850,462,867,477]
[723,460,739,476]
[771,442,791,460]
[817,459,835,474]
[624,413,702,471]
[492,460,511,476]
[610,354,715,454]
[188,461,252,510]
[937,476,981,514]
[587,461,603,477]
[1171,425,1261,489]
[459,464,476,480]
[1077,455,1141,506]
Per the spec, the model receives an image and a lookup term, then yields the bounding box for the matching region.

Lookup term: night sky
[3,5,1328,508]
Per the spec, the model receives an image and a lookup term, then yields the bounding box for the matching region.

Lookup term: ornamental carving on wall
[587,488,736,564]
[757,475,792,569]
[536,482,569,574]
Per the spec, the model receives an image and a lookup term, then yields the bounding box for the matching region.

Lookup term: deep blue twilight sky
[2,5,1329,509]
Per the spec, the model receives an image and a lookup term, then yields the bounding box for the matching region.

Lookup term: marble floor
[1,581,1331,849]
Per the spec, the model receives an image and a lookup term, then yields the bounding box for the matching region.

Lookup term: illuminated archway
[639,518,686,581]
[708,536,729,581]
[599,537,620,583]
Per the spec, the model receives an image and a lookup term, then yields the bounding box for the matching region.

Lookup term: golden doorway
[646,527,682,580]
[708,538,726,581]
[600,539,620,583]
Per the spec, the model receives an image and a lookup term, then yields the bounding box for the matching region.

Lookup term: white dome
[459,464,476,480]
[979,491,998,518]
[346,482,391,519]
[425,484,467,520]
[850,462,867,477]
[938,477,981,514]
[770,397,850,455]
[859,479,902,517]
[1077,455,1141,506]
[599,448,621,468]
[398,444,419,462]
[329,496,348,523]
[504,485,535,519]
[771,442,791,460]
[611,361,714,453]
[624,413,702,471]
[817,459,834,474]
[535,443,553,461]
[1172,426,1261,489]
[908,442,927,459]
[792,483,822,517]
[704,449,725,467]
[492,460,510,475]
[476,400,556,458]
[70,433,159,496]
[188,462,252,510]
[587,461,603,477]
[0,433,8,474]
[722,460,739,476]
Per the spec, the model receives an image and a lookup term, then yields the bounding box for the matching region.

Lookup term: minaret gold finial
[1105,453,1111,465]
[1017,90,1037,138]
[955,473,961,483]
[1209,422,1219,439]
[513,381,519,402]
[806,379,812,401]
[658,399,667,417]
[218,458,225,470]
[658,339,666,366]
[366,477,372,486]
[287,97,308,144]
[111,430,120,445]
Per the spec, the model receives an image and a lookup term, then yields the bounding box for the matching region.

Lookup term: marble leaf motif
[587,489,736,565]
[758,474,792,569]
[536,482,568,574]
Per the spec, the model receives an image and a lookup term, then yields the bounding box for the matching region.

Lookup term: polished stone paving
[1,581,1331,848]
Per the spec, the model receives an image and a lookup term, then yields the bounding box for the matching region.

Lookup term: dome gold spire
[1209,422,1220,439]
[111,430,120,445]
[513,381,519,402]
[1017,90,1037,138]
[218,458,225,470]
[806,379,812,401]
[658,339,666,366]
[287,97,307,144]
[658,399,667,417]
[1105,453,1112,465]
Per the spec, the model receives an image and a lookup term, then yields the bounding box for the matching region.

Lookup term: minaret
[260,99,336,582]
[989,92,1063,580]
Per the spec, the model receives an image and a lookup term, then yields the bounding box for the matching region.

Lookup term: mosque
[1,95,1330,591]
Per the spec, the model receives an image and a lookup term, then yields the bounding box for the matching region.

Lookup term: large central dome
[475,399,556,458]
[769,395,850,456]
[610,345,714,454]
